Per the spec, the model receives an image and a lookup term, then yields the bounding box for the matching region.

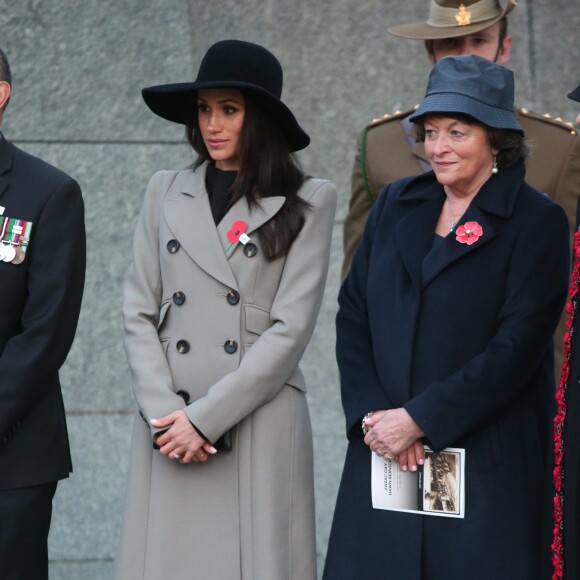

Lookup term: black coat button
[176,340,190,354]
[227,290,240,305]
[176,389,191,404]
[224,339,238,354]
[167,239,180,254]
[173,291,186,305]
[243,243,258,258]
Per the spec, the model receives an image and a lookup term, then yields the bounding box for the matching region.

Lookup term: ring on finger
[375,449,383,457]
[172,451,181,460]
[383,452,394,460]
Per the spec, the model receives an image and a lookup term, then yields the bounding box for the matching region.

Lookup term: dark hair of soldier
[426,17,508,63]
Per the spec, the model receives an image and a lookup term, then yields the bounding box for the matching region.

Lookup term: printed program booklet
[371,446,465,518]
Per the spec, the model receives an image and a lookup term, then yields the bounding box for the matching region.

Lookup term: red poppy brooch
[226,220,251,250]
[455,221,483,245]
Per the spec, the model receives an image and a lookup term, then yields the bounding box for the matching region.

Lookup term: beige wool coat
[114,163,337,580]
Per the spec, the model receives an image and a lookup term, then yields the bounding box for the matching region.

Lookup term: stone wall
[1,1,578,577]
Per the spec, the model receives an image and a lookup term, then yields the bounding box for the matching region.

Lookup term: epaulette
[517,107,577,136]
[365,106,418,129]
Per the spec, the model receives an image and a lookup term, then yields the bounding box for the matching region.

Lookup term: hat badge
[455,4,472,26]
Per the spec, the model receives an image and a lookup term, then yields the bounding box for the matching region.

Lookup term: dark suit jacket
[0,135,85,490]
[324,161,569,580]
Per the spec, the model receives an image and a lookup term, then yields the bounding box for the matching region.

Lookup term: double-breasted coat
[323,161,569,580]
[115,163,337,580]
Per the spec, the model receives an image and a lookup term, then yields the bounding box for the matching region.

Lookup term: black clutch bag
[214,430,232,452]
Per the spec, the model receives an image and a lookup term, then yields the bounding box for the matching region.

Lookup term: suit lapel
[0,136,14,201]
[164,167,238,288]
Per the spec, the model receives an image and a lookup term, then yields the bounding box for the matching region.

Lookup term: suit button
[176,389,191,403]
[243,243,258,258]
[173,291,186,305]
[224,339,238,354]
[167,239,180,254]
[226,290,240,305]
[176,340,190,354]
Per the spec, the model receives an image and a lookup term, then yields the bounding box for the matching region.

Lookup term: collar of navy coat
[163,162,286,288]
[393,160,526,290]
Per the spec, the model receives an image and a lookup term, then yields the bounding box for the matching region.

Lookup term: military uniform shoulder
[364,106,418,131]
[517,107,578,137]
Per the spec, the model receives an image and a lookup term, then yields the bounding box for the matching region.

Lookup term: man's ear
[0,81,11,113]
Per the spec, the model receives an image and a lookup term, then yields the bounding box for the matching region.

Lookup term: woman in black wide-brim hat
[115,40,337,580]
[552,81,580,580]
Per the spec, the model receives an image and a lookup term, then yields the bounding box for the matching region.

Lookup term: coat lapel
[164,167,238,288]
[395,179,444,289]
[421,162,525,289]
[217,195,285,258]
[163,164,286,287]
[422,207,497,288]
[395,161,525,290]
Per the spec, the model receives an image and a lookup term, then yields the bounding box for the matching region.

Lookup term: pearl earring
[492,155,498,174]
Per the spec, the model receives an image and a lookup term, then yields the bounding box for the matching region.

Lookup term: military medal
[11,246,25,265]
[2,244,16,262]
[0,216,34,265]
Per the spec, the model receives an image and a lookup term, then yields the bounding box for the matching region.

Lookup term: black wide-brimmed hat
[142,40,310,152]
[568,83,580,102]
[409,54,523,132]
[389,0,517,40]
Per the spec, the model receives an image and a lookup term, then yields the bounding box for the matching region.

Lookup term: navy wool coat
[324,161,569,580]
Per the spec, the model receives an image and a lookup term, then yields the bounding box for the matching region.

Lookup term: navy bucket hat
[142,40,310,152]
[409,54,523,133]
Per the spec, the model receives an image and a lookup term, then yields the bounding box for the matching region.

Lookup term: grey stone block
[49,561,114,580]
[48,414,132,561]
[305,227,344,437]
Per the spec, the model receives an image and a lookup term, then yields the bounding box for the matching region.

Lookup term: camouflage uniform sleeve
[342,129,374,280]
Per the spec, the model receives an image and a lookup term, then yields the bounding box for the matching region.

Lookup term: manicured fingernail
[418,459,424,465]
[150,419,159,425]
[411,465,417,472]
[208,446,217,454]
[402,465,407,472]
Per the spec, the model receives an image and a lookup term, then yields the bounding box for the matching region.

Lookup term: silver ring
[375,449,383,457]
[172,452,181,459]
[383,452,394,460]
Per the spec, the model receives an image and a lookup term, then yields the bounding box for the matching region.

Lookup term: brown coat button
[226,290,240,305]
[173,291,186,305]
[176,340,190,354]
[224,339,238,354]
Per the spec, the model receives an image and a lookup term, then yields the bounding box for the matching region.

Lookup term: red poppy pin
[455,221,483,245]
[226,220,251,250]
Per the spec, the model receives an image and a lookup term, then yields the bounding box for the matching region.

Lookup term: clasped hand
[363,408,425,472]
[151,410,217,464]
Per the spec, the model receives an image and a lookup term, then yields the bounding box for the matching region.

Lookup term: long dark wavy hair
[186,92,310,261]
